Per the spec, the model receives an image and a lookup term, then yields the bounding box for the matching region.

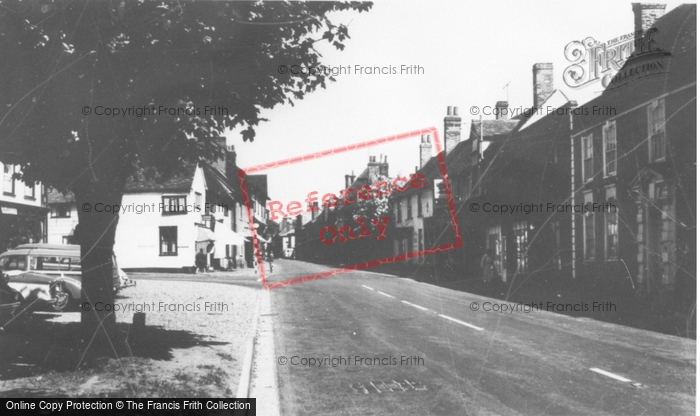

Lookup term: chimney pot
[447,106,453,116]
[453,107,459,116]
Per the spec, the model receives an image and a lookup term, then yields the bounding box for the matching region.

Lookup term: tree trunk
[73,186,124,345]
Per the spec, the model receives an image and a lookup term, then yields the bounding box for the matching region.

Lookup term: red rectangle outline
[238,127,461,290]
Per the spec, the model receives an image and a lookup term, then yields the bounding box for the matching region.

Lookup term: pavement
[0,271,263,398]
[265,259,695,416]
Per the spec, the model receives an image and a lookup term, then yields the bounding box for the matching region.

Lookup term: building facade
[113,164,208,270]
[0,162,47,251]
[571,4,696,306]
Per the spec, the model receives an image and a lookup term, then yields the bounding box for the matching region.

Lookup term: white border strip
[361,285,374,291]
[377,290,395,299]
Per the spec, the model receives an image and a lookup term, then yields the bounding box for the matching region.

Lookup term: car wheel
[50,281,72,312]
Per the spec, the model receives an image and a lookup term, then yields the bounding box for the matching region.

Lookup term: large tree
[0,0,371,342]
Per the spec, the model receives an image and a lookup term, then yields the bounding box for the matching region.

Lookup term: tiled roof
[203,164,270,203]
[47,166,198,202]
[470,119,521,137]
[246,175,269,200]
[349,167,370,189]
[203,164,237,203]
[124,165,197,193]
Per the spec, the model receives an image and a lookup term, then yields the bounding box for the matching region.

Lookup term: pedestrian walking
[481,250,495,284]
[266,245,274,273]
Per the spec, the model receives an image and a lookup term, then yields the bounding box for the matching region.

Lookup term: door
[647,207,662,292]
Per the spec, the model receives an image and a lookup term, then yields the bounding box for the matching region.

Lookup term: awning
[196,227,216,242]
[246,234,270,244]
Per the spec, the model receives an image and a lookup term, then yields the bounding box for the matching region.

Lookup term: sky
[229,0,686,220]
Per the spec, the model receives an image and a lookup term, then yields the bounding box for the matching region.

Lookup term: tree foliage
[0,0,372,187]
[0,0,372,337]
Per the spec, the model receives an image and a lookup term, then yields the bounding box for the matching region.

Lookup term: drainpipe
[570,111,576,279]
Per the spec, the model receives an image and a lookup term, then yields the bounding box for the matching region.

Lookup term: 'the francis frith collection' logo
[563,28,671,90]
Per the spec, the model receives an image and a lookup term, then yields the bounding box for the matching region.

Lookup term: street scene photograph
[0,0,696,415]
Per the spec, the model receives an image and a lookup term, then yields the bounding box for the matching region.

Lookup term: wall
[114,167,206,269]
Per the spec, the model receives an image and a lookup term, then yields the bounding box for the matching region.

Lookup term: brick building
[571,4,696,311]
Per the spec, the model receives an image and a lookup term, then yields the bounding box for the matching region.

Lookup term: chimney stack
[222,143,238,181]
[368,155,381,182]
[379,155,389,178]
[311,202,319,220]
[633,3,666,33]
[495,101,509,120]
[345,170,357,189]
[444,106,461,154]
[632,3,666,54]
[420,134,432,168]
[532,63,553,110]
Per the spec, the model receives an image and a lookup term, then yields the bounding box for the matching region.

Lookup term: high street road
[265,259,694,415]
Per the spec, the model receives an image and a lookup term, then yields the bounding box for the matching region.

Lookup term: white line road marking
[438,314,484,331]
[589,368,632,383]
[401,300,429,311]
[362,284,485,331]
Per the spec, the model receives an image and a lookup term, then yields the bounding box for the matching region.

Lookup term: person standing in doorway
[195,249,207,274]
[481,250,495,285]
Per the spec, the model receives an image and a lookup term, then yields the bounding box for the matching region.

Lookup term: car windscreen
[0,255,27,271]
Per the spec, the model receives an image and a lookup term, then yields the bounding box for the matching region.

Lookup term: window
[396,201,403,223]
[582,134,594,182]
[551,220,562,270]
[162,196,187,215]
[513,221,528,273]
[417,195,423,217]
[231,206,237,232]
[603,121,617,176]
[605,186,618,259]
[407,196,413,219]
[648,98,666,162]
[51,203,71,218]
[583,191,595,260]
[24,181,36,199]
[195,192,202,211]
[31,256,81,272]
[3,164,15,195]
[0,255,26,271]
[159,226,178,256]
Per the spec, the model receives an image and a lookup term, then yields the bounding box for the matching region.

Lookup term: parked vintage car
[0,271,24,327]
[0,244,135,312]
